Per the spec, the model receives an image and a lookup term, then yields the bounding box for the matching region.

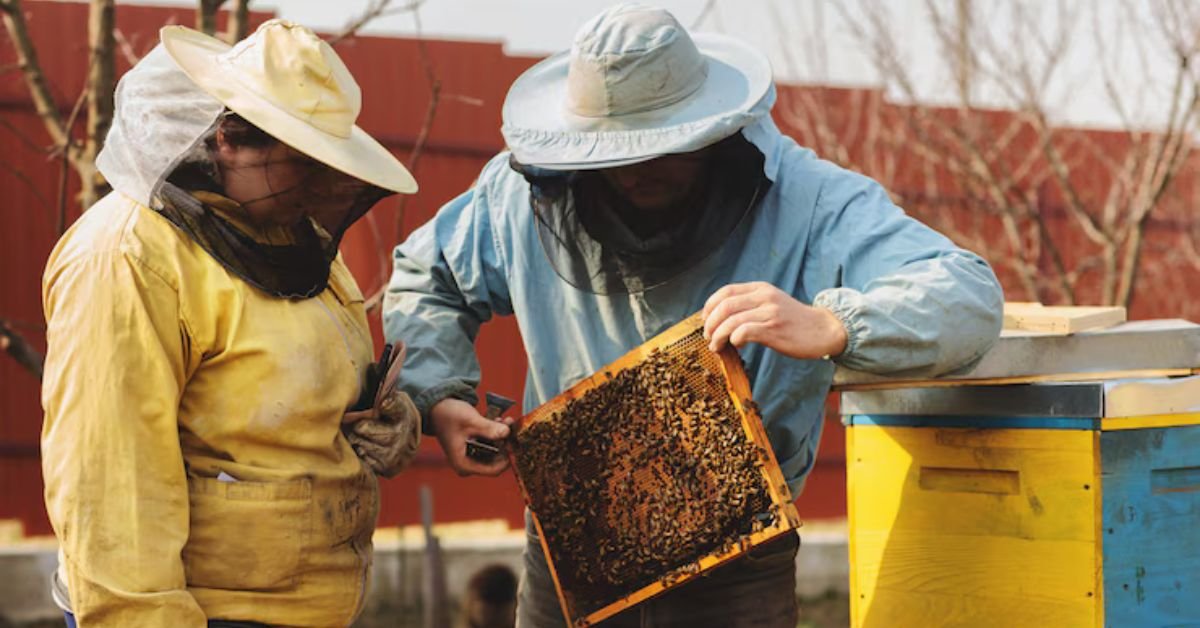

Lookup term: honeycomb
[509,315,799,625]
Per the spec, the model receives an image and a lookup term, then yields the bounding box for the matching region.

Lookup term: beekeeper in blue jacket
[383,4,1003,626]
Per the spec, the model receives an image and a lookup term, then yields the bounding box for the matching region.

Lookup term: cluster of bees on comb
[512,334,777,613]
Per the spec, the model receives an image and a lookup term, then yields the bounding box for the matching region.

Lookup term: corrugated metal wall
[0,2,852,535]
[16,0,1196,537]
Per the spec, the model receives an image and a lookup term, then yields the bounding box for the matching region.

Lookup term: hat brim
[160,26,417,195]
[501,33,773,171]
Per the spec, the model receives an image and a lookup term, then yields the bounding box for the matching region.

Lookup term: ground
[798,591,851,628]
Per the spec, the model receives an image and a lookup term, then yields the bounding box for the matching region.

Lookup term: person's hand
[342,388,421,478]
[702,281,848,360]
[429,398,513,476]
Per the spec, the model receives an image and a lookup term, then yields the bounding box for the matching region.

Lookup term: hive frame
[506,312,802,627]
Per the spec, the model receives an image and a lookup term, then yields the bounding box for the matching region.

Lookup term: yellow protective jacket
[41,191,379,627]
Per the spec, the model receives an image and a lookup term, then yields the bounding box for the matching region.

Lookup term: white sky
[108,0,1191,131]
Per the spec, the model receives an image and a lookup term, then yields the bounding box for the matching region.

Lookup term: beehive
[508,312,801,627]
[841,377,1200,627]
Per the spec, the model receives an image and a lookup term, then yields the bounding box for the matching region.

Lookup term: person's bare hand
[702,281,848,360]
[429,398,513,476]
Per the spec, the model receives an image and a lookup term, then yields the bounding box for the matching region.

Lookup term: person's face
[599,151,708,212]
[214,131,370,230]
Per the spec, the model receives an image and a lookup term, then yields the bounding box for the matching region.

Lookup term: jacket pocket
[183,475,312,591]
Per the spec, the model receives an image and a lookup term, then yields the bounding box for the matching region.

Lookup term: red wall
[0,2,851,535]
[14,1,1197,537]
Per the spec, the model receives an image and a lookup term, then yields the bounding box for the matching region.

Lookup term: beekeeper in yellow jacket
[41,20,421,627]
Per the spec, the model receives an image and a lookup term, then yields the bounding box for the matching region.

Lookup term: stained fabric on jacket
[512,134,769,295]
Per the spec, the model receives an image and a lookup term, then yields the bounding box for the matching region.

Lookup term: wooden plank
[845,414,1101,430]
[847,424,1102,627]
[834,368,1194,392]
[848,426,1096,542]
[852,530,1099,617]
[857,581,1097,628]
[846,426,865,628]
[1100,426,1200,626]
[1101,412,1200,431]
[1003,304,1127,334]
[1103,375,1200,418]
[834,320,1200,390]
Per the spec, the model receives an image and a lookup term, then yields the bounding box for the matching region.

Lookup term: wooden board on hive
[506,312,801,627]
[1002,303,1127,334]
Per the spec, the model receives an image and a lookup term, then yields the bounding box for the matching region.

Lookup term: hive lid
[834,319,1200,390]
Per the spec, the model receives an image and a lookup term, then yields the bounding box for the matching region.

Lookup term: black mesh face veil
[155,114,391,299]
[511,132,770,295]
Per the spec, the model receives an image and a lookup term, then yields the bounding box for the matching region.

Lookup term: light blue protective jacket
[383,116,1004,496]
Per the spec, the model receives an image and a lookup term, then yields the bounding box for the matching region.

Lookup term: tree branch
[224,0,249,43]
[0,318,43,380]
[0,160,52,213]
[80,0,115,210]
[196,0,224,36]
[0,111,51,154]
[365,1,440,313]
[0,0,70,149]
[329,0,426,47]
[57,83,90,234]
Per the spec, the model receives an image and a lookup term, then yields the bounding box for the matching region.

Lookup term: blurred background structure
[1,0,1198,625]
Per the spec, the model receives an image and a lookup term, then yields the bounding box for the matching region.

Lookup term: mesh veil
[97,43,389,299]
[512,132,769,295]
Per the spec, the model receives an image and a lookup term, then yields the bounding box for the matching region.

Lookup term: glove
[343,342,421,478]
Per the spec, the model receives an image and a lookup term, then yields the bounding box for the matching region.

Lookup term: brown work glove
[342,342,421,478]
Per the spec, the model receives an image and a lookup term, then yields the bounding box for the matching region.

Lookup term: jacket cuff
[812,287,864,364]
[414,381,479,436]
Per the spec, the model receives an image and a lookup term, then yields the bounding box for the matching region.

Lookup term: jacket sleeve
[41,250,206,626]
[382,157,514,426]
[803,170,1004,376]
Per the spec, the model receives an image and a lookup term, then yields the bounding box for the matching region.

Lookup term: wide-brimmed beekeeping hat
[501,3,773,170]
[160,18,417,194]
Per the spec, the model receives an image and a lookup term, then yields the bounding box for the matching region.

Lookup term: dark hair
[466,564,518,605]
[167,112,276,193]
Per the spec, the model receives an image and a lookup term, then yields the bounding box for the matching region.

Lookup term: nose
[610,164,647,189]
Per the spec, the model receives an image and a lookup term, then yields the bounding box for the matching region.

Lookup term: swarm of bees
[511,330,776,615]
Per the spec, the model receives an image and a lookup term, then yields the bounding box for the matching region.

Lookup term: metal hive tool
[507,312,802,627]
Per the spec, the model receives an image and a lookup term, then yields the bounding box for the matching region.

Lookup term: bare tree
[776,0,1199,308]
[226,0,250,43]
[197,0,251,42]
[1,0,114,213]
[1,0,116,379]
[328,0,456,313]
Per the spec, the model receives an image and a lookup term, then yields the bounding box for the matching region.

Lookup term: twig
[1,0,70,150]
[0,160,52,213]
[112,28,142,66]
[0,112,50,154]
[0,318,44,380]
[692,0,717,29]
[81,0,115,210]
[56,64,93,234]
[365,2,441,314]
[329,0,425,47]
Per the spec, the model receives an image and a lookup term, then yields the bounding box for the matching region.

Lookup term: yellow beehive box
[842,376,1200,627]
